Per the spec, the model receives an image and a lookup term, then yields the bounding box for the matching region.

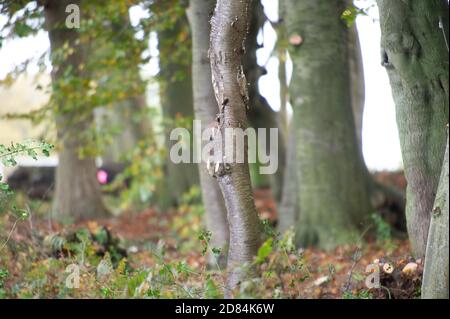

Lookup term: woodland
[0,0,448,300]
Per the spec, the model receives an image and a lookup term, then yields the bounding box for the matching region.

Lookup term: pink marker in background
[97,169,108,185]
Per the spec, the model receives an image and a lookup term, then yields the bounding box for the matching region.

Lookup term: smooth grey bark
[278,122,298,234]
[210,0,262,295]
[377,0,449,257]
[345,5,407,233]
[158,14,199,208]
[285,0,372,249]
[348,22,365,156]
[186,0,229,269]
[277,0,289,139]
[276,0,299,234]
[45,0,108,220]
[422,132,449,299]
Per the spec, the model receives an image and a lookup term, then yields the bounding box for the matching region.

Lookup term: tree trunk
[157,10,199,208]
[244,0,286,204]
[186,0,229,269]
[276,0,299,234]
[422,132,449,299]
[347,22,365,157]
[277,0,289,139]
[377,0,449,257]
[210,0,262,295]
[278,122,298,234]
[285,0,372,249]
[44,0,108,220]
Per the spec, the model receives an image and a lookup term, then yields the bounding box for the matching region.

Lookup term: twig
[0,217,20,252]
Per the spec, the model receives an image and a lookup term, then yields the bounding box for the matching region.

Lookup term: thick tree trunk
[422,132,449,299]
[186,0,229,269]
[285,0,372,249]
[210,0,262,295]
[158,12,199,208]
[45,0,108,220]
[377,0,449,257]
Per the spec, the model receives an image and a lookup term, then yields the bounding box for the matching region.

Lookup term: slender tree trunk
[278,122,298,234]
[210,0,262,295]
[276,0,299,234]
[285,0,372,249]
[277,0,289,139]
[45,0,108,220]
[347,22,365,157]
[187,0,229,268]
[245,0,286,204]
[377,0,449,257]
[422,132,449,299]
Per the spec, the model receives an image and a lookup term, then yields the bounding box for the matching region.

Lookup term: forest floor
[0,172,423,299]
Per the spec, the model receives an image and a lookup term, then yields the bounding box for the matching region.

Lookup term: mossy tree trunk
[377,0,449,258]
[186,0,229,268]
[285,0,372,249]
[45,0,108,220]
[210,0,262,295]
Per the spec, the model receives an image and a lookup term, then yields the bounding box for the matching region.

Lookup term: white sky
[0,1,403,171]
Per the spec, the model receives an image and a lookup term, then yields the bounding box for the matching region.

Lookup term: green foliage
[198,230,212,257]
[151,0,192,82]
[171,186,205,250]
[341,4,368,27]
[342,290,373,299]
[237,228,311,298]
[371,213,391,242]
[0,140,53,167]
[0,268,8,293]
[1,1,152,158]
[106,134,164,209]
[0,140,53,225]
[256,238,273,264]
[370,213,398,253]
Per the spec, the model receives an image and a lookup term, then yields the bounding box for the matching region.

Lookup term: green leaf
[256,238,273,264]
[211,247,221,256]
[27,148,38,160]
